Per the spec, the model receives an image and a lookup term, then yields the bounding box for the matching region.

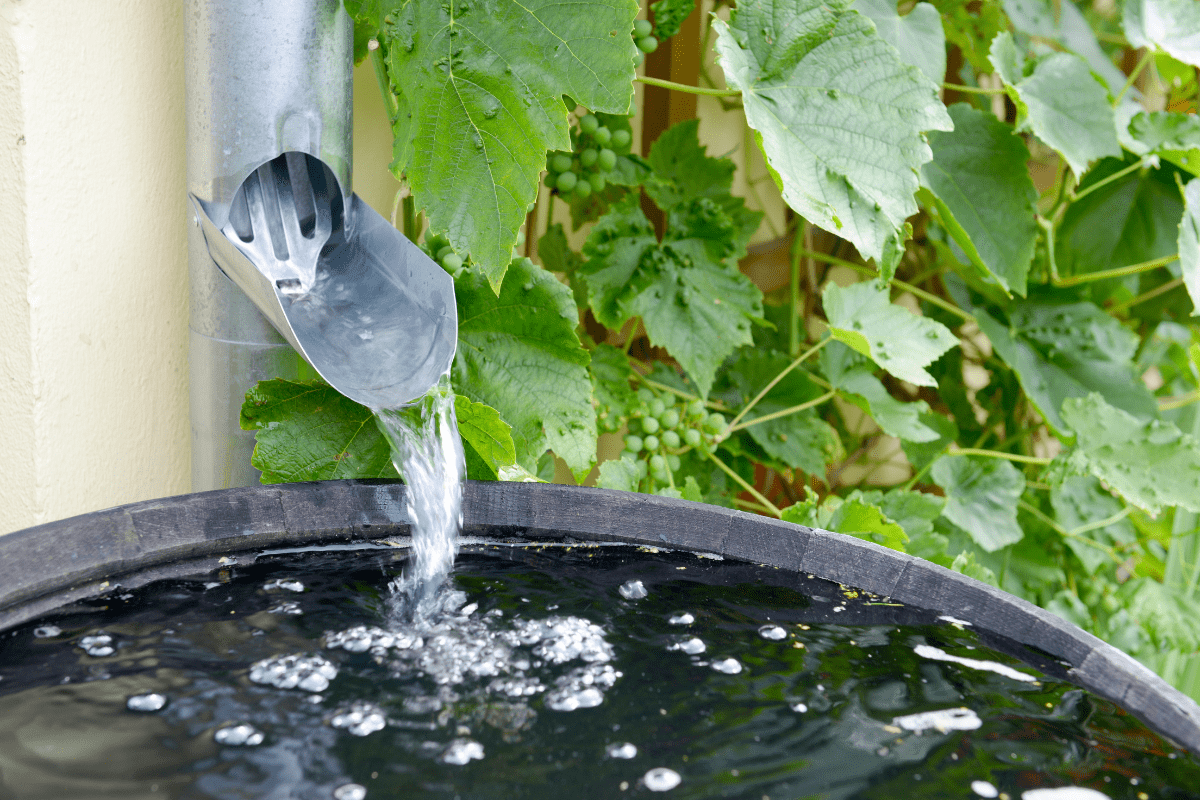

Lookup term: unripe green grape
[662,430,681,449]
[593,126,612,145]
[598,148,617,171]
[636,460,649,479]
[573,180,592,198]
[667,454,681,472]
[636,388,654,404]
[579,114,599,135]
[636,35,658,53]
[551,153,573,173]
[687,399,706,419]
[441,253,463,272]
[661,409,680,429]
[612,129,631,148]
[641,416,660,434]
[624,434,644,453]
[684,428,702,447]
[436,246,455,261]
[580,148,598,167]
[555,171,578,191]
[649,398,666,417]
[515,230,526,248]
[634,51,645,67]
[704,412,726,433]
[633,19,653,37]
[588,172,606,192]
[649,454,666,472]
[543,172,557,188]
[643,434,659,451]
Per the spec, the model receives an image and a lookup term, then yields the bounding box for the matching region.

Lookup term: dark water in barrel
[1,543,1196,800]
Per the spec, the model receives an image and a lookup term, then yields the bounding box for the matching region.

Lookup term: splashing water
[373,373,465,621]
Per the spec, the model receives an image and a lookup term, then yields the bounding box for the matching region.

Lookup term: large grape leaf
[1181,178,1200,316]
[851,0,945,86]
[712,0,952,271]
[822,281,959,387]
[931,454,1025,551]
[1059,393,1200,516]
[818,340,941,441]
[974,300,1157,436]
[989,33,1121,177]
[1123,0,1200,68]
[1128,111,1200,178]
[453,258,597,479]
[364,0,638,287]
[455,395,517,480]
[1054,158,1185,288]
[650,0,695,40]
[921,103,1038,297]
[240,379,396,483]
[1050,475,1136,575]
[1001,0,1127,91]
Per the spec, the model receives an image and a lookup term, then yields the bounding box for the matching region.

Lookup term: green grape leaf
[582,196,763,396]
[1001,0,1127,91]
[596,455,641,491]
[650,0,695,39]
[1059,393,1200,516]
[823,281,959,388]
[240,379,396,484]
[829,494,909,551]
[1180,177,1200,316]
[1055,158,1185,287]
[989,33,1121,177]
[901,412,958,472]
[373,0,638,287]
[1128,112,1200,177]
[877,488,946,539]
[921,103,1038,297]
[455,395,517,481]
[538,222,588,306]
[851,0,946,86]
[933,0,1009,75]
[590,343,638,429]
[975,301,1157,435]
[1050,474,1135,575]
[782,487,824,528]
[930,454,1025,552]
[453,258,597,479]
[1123,0,1200,68]
[645,119,736,212]
[713,0,952,269]
[835,371,940,442]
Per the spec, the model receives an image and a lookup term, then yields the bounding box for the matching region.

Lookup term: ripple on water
[214,723,264,746]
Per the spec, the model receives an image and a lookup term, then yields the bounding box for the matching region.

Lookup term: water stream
[371,373,465,623]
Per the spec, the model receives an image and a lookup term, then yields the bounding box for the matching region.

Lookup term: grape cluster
[620,387,726,489]
[633,19,658,66]
[424,230,525,276]
[544,113,633,200]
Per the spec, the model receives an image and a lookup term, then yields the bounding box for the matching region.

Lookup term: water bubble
[644,767,682,791]
[1022,789,1111,800]
[668,612,694,625]
[758,625,787,640]
[330,701,387,736]
[249,653,338,692]
[711,658,742,674]
[79,633,115,657]
[325,625,398,654]
[668,637,706,655]
[333,785,367,800]
[440,738,485,764]
[264,579,304,592]
[126,693,167,712]
[269,601,303,615]
[619,580,648,600]
[214,722,265,746]
[545,663,621,711]
[893,707,981,733]
[33,625,61,638]
[790,701,808,713]
[607,742,638,759]
[971,781,999,798]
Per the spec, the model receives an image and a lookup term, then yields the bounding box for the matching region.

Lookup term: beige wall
[1,1,189,534]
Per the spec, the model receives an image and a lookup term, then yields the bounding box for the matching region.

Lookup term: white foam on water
[545,664,622,711]
[758,625,787,640]
[711,658,742,674]
[790,701,807,713]
[329,701,387,736]
[79,633,114,657]
[619,580,648,600]
[126,693,167,712]
[893,707,982,733]
[1022,789,1111,800]
[644,767,682,791]
[268,601,303,615]
[263,579,305,592]
[971,781,999,798]
[333,783,367,800]
[33,625,61,638]
[667,612,694,625]
[214,723,265,746]
[607,742,638,759]
[440,738,485,764]
[914,644,1038,683]
[668,637,706,655]
[249,653,338,693]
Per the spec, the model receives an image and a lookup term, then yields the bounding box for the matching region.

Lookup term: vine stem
[1160,390,1200,411]
[1070,158,1147,203]
[795,248,975,323]
[950,447,1053,465]
[368,40,397,119]
[635,75,742,97]
[789,222,805,357]
[943,82,1007,95]
[723,338,830,435]
[705,450,783,518]
[1110,276,1184,313]
[1018,500,1125,564]
[1052,253,1180,287]
[1114,49,1154,105]
[727,391,837,434]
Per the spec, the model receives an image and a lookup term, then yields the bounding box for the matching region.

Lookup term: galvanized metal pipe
[184,0,352,490]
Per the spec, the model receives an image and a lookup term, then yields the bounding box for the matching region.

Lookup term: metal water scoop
[190,151,457,410]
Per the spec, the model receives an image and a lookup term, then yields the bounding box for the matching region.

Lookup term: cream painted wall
[0,1,189,534]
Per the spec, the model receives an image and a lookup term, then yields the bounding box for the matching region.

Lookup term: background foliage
[244,0,1200,701]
